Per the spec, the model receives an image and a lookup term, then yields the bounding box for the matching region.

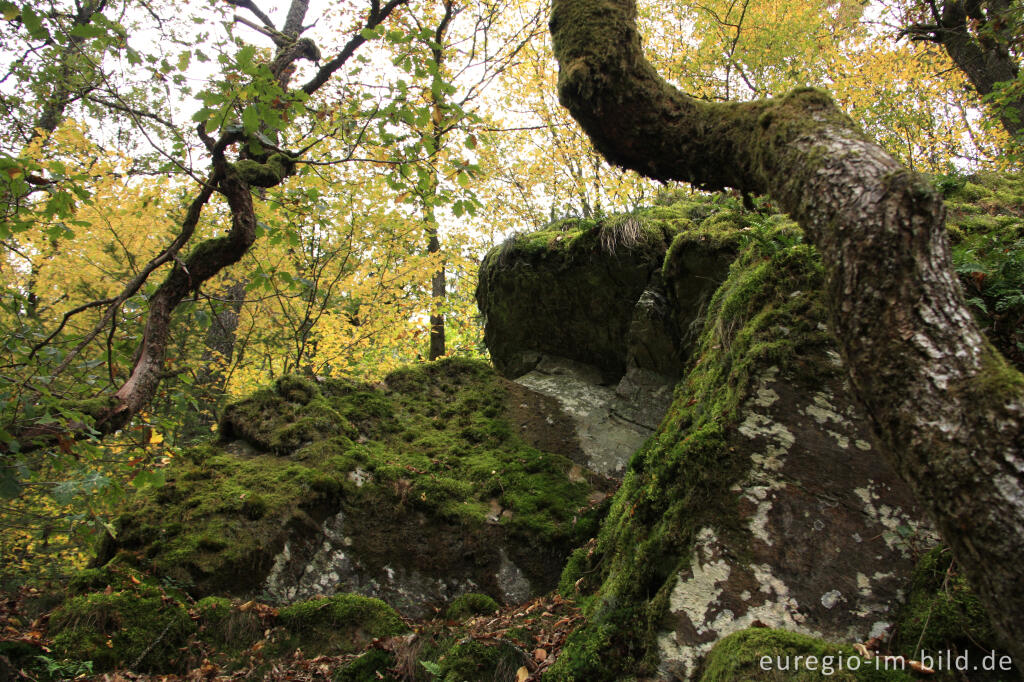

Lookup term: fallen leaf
[909,660,935,674]
[516,666,529,682]
[534,648,547,662]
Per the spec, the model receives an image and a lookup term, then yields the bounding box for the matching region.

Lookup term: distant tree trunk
[549,0,1024,661]
[901,0,1024,142]
[423,0,456,362]
[428,226,447,360]
[180,278,247,439]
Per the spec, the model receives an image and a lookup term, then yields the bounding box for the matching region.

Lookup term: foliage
[941,172,1024,368]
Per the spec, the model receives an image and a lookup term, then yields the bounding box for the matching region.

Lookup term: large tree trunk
[549,0,1024,661]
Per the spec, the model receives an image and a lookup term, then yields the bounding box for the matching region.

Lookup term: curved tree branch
[550,0,1024,660]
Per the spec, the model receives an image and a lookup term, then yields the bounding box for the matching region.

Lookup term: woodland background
[0,0,1021,586]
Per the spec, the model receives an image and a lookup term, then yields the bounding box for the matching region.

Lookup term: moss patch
[940,171,1024,369]
[274,594,407,657]
[477,210,680,379]
[49,584,196,673]
[445,592,501,620]
[699,629,914,681]
[890,546,1015,679]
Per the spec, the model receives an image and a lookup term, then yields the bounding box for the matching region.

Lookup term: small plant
[35,655,94,680]
[738,214,803,256]
[953,230,1024,365]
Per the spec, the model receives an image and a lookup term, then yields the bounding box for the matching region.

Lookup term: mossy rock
[195,596,264,654]
[699,629,914,681]
[434,639,525,682]
[275,594,407,657]
[333,649,397,681]
[445,592,500,620]
[102,358,601,609]
[547,207,916,681]
[477,211,681,379]
[49,585,195,673]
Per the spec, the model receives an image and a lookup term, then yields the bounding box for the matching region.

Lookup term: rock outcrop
[100,359,612,620]
[478,200,954,680]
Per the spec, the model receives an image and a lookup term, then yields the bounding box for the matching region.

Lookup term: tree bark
[902,0,1024,142]
[550,0,1024,660]
[424,0,456,362]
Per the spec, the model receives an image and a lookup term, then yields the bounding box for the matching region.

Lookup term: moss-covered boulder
[483,198,949,680]
[49,583,196,673]
[477,212,687,381]
[273,594,407,657]
[99,358,611,619]
[699,629,915,681]
[478,202,745,479]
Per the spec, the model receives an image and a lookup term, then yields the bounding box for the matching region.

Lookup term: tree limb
[550,0,1024,661]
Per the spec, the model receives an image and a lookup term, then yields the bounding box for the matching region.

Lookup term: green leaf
[242,104,259,134]
[20,5,47,40]
[132,469,165,490]
[456,172,470,189]
[69,22,105,39]
[0,3,17,21]
[0,467,20,499]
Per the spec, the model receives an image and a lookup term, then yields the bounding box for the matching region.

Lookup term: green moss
[891,547,999,657]
[233,153,296,188]
[276,594,407,657]
[435,639,523,682]
[699,629,915,681]
[333,649,397,681]
[445,593,500,620]
[478,209,682,377]
[195,596,267,656]
[275,374,321,404]
[952,347,1024,413]
[49,585,195,673]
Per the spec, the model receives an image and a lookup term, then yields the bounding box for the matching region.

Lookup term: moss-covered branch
[550,0,1024,662]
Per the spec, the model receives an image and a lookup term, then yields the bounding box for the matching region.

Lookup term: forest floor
[0,584,586,681]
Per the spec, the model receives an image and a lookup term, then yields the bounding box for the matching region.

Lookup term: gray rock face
[262,510,488,619]
[260,506,544,619]
[515,355,673,477]
[655,365,935,679]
